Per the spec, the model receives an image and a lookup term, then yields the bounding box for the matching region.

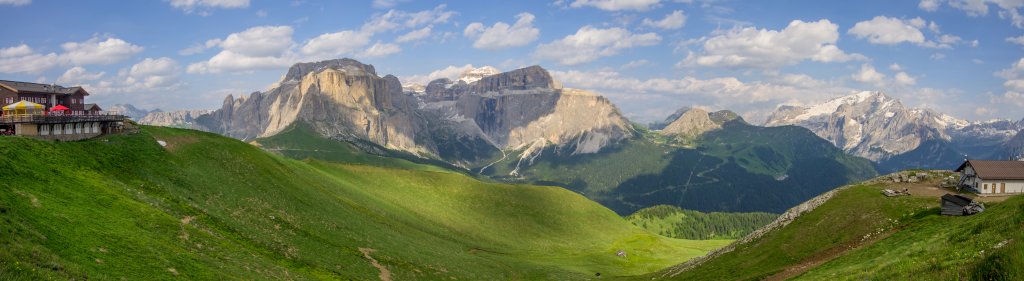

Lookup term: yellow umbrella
[2,100,44,115]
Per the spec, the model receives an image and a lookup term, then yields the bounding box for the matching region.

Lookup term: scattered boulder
[615,250,627,258]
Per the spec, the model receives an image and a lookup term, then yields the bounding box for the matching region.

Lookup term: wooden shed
[941,194,984,216]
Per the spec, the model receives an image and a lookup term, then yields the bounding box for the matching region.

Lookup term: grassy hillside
[482,121,877,214]
[626,205,777,240]
[0,126,729,280]
[650,172,1024,281]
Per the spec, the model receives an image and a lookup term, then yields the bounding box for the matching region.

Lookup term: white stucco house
[955,160,1024,195]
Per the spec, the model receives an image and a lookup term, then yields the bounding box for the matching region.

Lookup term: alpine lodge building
[0,80,127,141]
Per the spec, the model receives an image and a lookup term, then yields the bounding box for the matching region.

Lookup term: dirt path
[764,228,895,281]
[359,247,392,281]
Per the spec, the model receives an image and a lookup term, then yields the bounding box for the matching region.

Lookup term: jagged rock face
[139,109,213,128]
[198,59,429,155]
[426,65,632,155]
[661,108,721,138]
[765,91,1022,162]
[198,59,631,164]
[765,91,952,161]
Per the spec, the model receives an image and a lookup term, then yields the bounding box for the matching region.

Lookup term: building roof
[955,160,1024,180]
[84,103,102,111]
[941,194,973,206]
[0,80,89,96]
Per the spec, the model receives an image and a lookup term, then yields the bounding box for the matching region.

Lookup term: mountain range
[765,91,1024,172]
[124,58,1021,214]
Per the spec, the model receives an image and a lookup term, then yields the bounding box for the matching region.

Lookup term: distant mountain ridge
[765,91,1023,171]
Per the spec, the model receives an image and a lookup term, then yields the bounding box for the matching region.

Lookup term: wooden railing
[0,113,127,124]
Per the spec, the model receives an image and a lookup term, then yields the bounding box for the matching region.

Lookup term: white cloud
[622,59,650,69]
[360,42,401,57]
[61,37,144,65]
[77,57,183,96]
[361,4,455,34]
[682,19,864,69]
[464,13,540,50]
[179,38,223,55]
[168,0,249,13]
[0,36,143,74]
[849,16,968,48]
[930,52,946,60]
[919,0,1024,28]
[0,44,60,74]
[569,0,662,11]
[0,0,30,6]
[371,0,408,9]
[56,66,105,85]
[852,64,887,87]
[1008,35,1024,45]
[889,63,903,71]
[849,16,926,45]
[396,26,432,43]
[894,71,917,85]
[534,26,661,65]
[919,0,941,11]
[188,26,298,74]
[220,26,294,57]
[642,10,686,30]
[300,30,373,59]
[996,57,1024,80]
[401,64,477,85]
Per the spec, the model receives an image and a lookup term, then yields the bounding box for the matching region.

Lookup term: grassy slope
[626,205,777,240]
[0,126,729,280]
[482,122,877,214]
[649,176,1024,281]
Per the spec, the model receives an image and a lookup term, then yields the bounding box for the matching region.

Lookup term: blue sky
[1,0,1023,123]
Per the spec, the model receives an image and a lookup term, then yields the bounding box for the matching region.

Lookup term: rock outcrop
[198,59,430,155]
[108,104,156,121]
[659,107,743,139]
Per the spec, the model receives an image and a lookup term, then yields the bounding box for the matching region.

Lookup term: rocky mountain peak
[282,58,377,83]
[471,65,561,94]
[660,108,723,138]
[458,66,501,84]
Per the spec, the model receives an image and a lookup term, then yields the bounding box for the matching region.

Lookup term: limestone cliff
[198,59,430,155]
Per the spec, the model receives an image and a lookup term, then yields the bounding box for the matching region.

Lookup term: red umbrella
[50,105,69,111]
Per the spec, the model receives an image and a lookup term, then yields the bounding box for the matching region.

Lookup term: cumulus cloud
[0,0,30,6]
[849,16,927,44]
[0,44,60,74]
[642,10,686,30]
[0,36,143,74]
[464,13,540,50]
[75,57,183,97]
[851,64,887,87]
[361,4,456,34]
[300,30,372,59]
[569,0,662,11]
[681,19,864,69]
[919,0,941,11]
[400,64,478,85]
[61,37,144,65]
[918,0,1024,28]
[894,71,917,85]
[534,26,660,65]
[56,66,105,85]
[168,0,249,13]
[1008,35,1024,45]
[848,16,964,48]
[188,26,297,74]
[360,42,401,57]
[396,26,432,43]
[179,38,223,55]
